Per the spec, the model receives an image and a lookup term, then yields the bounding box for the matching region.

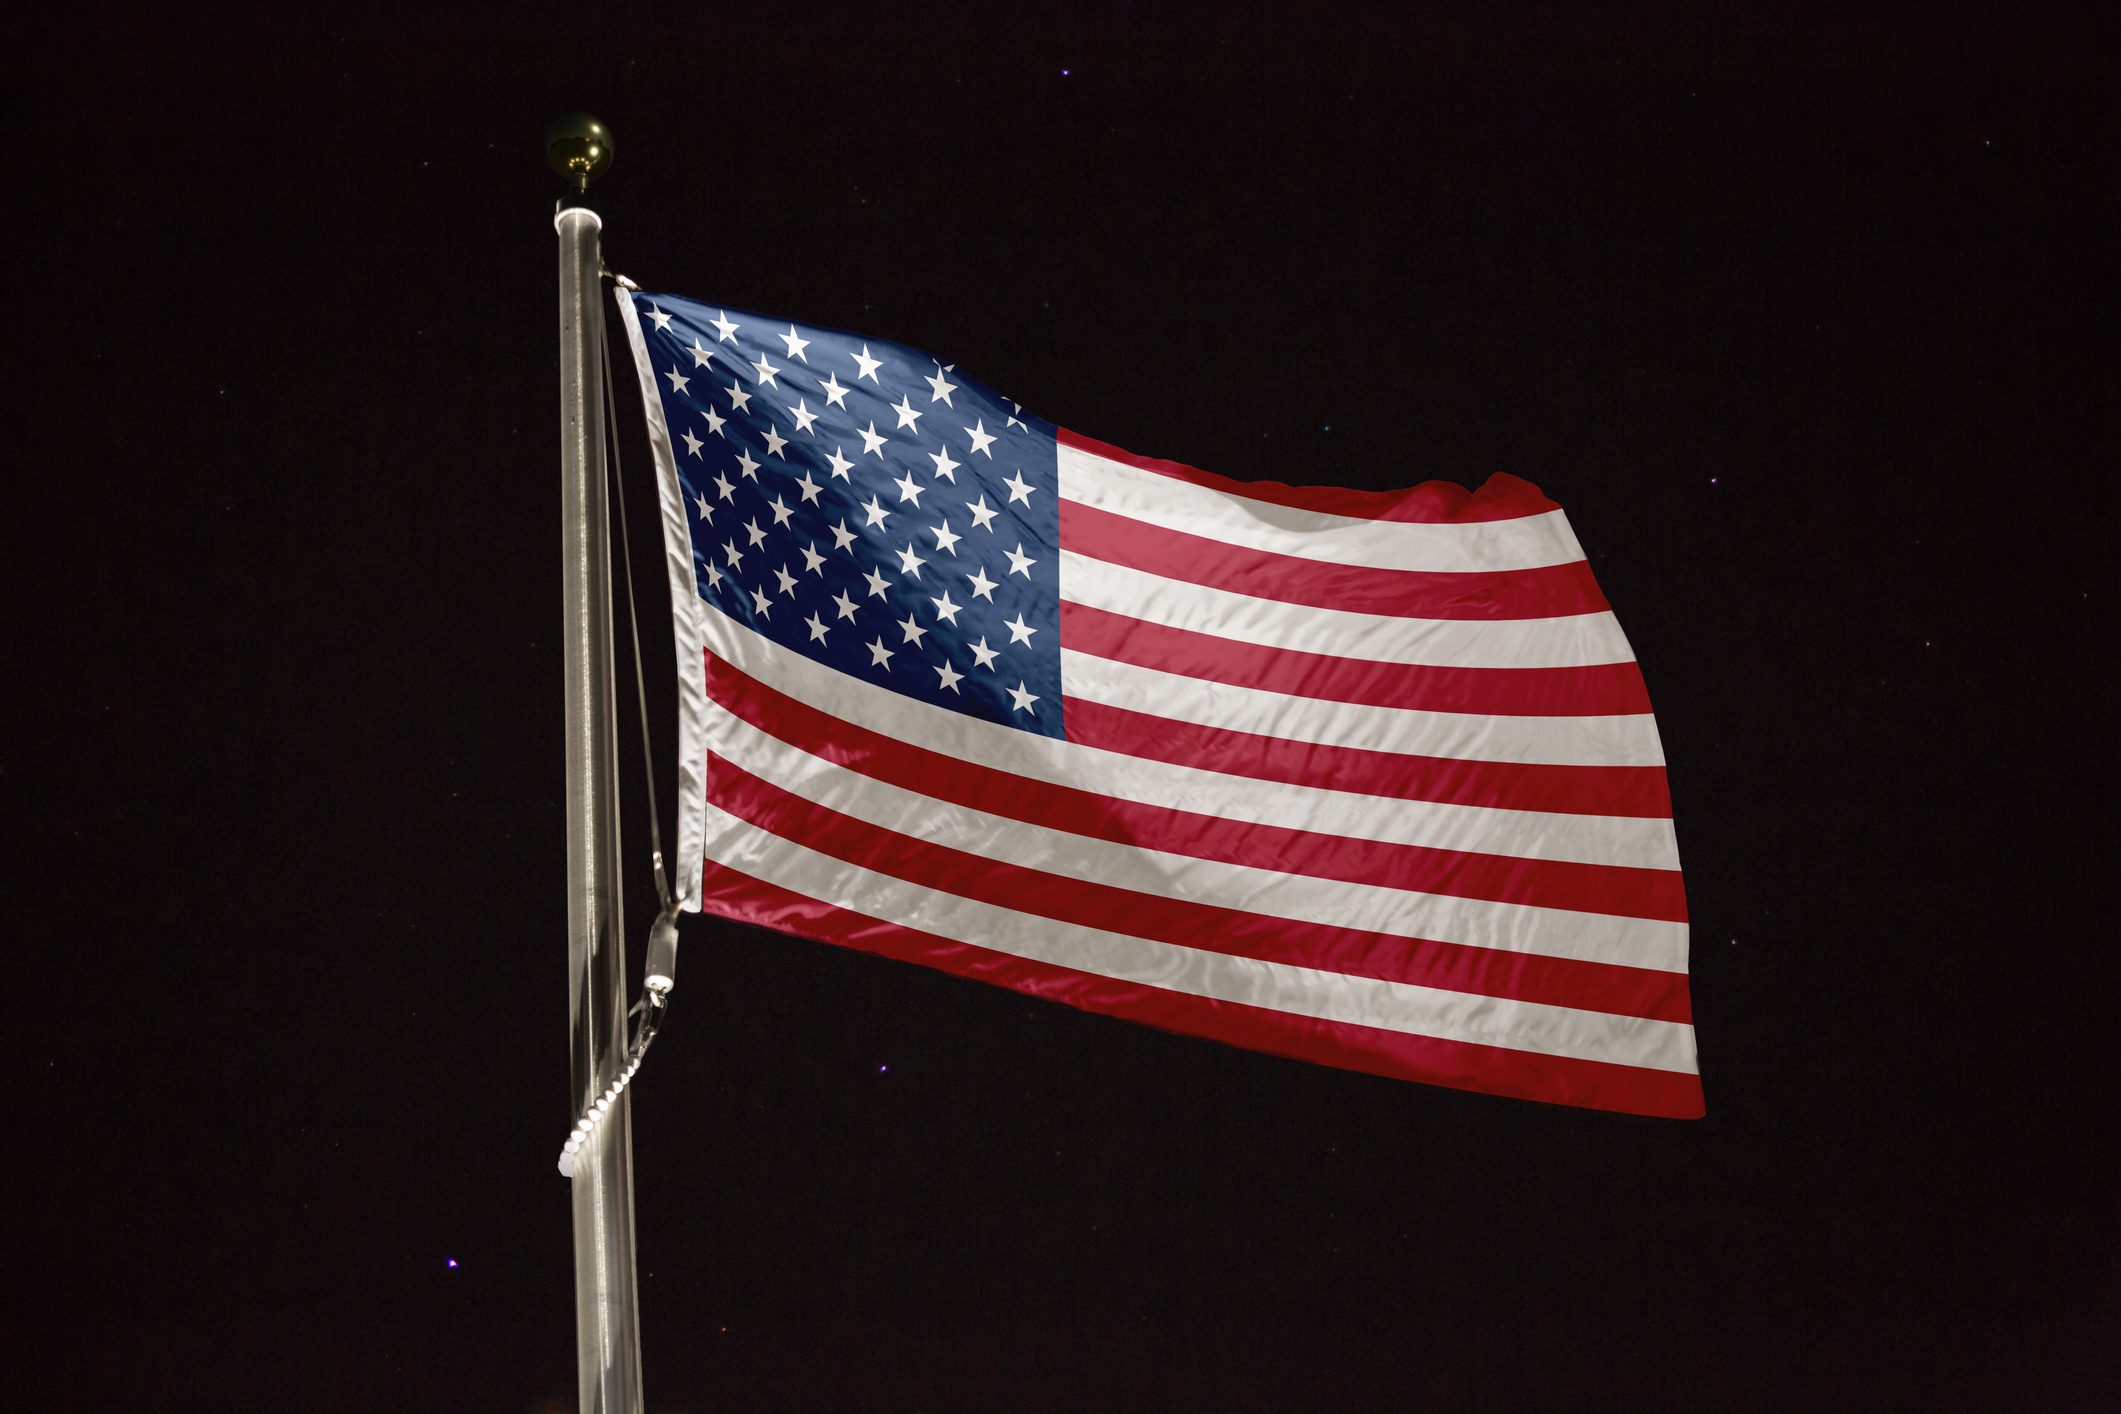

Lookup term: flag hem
[614,287,710,911]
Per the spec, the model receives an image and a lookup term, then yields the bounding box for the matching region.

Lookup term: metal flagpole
[549,114,645,1414]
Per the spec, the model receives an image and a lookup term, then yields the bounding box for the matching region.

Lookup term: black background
[11,7,2113,1410]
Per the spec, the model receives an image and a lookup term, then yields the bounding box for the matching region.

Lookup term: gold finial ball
[546,113,615,191]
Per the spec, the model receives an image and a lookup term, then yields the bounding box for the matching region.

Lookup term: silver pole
[557,192,646,1414]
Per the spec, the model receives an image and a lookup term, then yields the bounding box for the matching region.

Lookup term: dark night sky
[11,7,2113,1410]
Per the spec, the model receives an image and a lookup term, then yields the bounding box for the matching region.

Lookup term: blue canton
[632,294,1063,737]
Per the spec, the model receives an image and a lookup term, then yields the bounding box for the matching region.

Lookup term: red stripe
[1062,601,1653,719]
[706,650,1688,922]
[1066,699,1674,819]
[1059,427,1561,524]
[697,866,1705,1118]
[1061,499,1610,620]
[709,753,1693,1023]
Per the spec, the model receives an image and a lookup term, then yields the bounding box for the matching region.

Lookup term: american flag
[617,289,1701,1118]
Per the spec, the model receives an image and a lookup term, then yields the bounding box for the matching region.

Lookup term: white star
[858,421,888,457]
[935,659,965,693]
[664,366,691,395]
[931,520,962,554]
[965,496,1000,531]
[749,585,773,618]
[890,394,923,431]
[819,372,851,409]
[829,519,858,552]
[965,566,999,601]
[725,381,752,413]
[647,304,673,332]
[929,590,963,625]
[1004,613,1037,645]
[1007,681,1039,715]
[898,613,929,647]
[736,450,761,480]
[863,566,892,599]
[761,425,789,459]
[852,344,883,382]
[750,352,781,388]
[866,637,894,668]
[701,560,724,589]
[743,518,768,547]
[893,471,926,506]
[688,338,715,368]
[779,324,811,362]
[773,564,798,596]
[712,471,736,501]
[793,470,823,505]
[965,420,996,457]
[805,612,830,643]
[968,637,1000,670]
[681,428,704,458]
[702,406,727,438]
[832,589,860,621]
[926,367,959,405]
[825,447,854,480]
[710,309,740,343]
[1005,544,1036,578]
[693,490,713,520]
[1003,471,1036,505]
[799,542,827,575]
[929,445,961,482]
[1005,401,1025,430]
[767,496,794,528]
[787,399,819,434]
[895,543,928,578]
[724,540,745,569]
[860,495,890,528]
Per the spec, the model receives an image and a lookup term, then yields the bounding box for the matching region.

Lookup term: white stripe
[704,600,1677,863]
[617,289,711,911]
[704,801,1697,1073]
[1063,650,1668,768]
[1059,440,1589,573]
[1062,551,1635,670]
[707,698,1690,973]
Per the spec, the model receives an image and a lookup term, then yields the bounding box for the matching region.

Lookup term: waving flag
[616,289,1701,1117]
